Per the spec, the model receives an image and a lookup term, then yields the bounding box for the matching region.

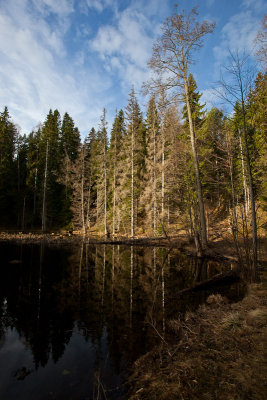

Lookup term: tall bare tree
[218,51,258,269]
[148,6,215,247]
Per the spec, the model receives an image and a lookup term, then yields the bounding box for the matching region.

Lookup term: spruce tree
[108,109,125,235]
[0,107,17,226]
[93,110,108,234]
[38,109,62,230]
[59,113,81,226]
[26,127,41,225]
[182,73,205,132]
[84,127,97,229]
[124,87,146,236]
[142,96,160,234]
[60,113,80,162]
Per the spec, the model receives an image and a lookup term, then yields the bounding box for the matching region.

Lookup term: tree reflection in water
[0,242,246,399]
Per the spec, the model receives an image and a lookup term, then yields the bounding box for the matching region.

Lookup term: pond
[0,241,245,399]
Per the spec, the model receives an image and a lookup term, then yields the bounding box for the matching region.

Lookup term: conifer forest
[0,9,266,268]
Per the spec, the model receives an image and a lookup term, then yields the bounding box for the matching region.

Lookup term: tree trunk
[241,100,257,269]
[184,77,207,247]
[86,176,91,230]
[161,126,165,223]
[153,123,157,235]
[80,151,85,236]
[131,120,134,238]
[104,140,107,237]
[239,131,249,216]
[113,134,117,237]
[42,140,49,232]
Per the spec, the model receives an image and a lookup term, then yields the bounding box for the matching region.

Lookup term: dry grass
[127,284,267,400]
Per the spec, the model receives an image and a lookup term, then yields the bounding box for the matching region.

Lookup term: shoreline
[1,230,266,265]
[0,231,245,263]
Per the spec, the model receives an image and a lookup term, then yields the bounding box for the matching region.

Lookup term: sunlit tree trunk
[239,131,249,216]
[42,140,49,232]
[131,119,134,238]
[112,137,117,236]
[184,76,207,247]
[161,127,165,224]
[80,148,85,235]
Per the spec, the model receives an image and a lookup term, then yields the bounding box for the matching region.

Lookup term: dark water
[0,241,245,399]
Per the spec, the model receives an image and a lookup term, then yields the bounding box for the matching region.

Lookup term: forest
[0,9,266,267]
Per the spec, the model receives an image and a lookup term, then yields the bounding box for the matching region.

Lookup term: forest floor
[126,281,267,400]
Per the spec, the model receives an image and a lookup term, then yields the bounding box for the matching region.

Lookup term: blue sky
[0,0,265,138]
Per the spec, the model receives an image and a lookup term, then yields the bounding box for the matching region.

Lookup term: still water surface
[0,241,244,399]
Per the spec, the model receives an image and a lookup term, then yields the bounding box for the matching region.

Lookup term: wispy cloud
[213,0,267,71]
[214,11,259,63]
[0,0,114,135]
[90,4,159,93]
[242,0,266,12]
[79,0,113,14]
[31,0,74,16]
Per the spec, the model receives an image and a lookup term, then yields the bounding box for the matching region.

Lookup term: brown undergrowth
[127,283,267,400]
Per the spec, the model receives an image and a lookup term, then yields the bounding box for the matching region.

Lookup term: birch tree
[148,6,215,247]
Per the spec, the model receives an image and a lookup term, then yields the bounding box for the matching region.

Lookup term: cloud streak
[0,0,114,135]
[213,0,267,71]
[90,5,158,91]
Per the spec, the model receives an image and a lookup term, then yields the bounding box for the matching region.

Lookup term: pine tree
[124,87,146,236]
[182,73,205,132]
[247,72,266,207]
[71,143,89,234]
[0,107,17,226]
[84,127,97,229]
[26,127,41,225]
[15,134,28,229]
[59,113,81,226]
[60,113,80,162]
[199,107,224,209]
[108,109,125,235]
[93,110,108,234]
[142,96,160,234]
[38,109,62,230]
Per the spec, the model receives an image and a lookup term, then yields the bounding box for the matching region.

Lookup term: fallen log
[179,267,241,294]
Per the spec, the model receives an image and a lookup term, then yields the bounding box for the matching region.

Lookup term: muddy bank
[126,283,267,400]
